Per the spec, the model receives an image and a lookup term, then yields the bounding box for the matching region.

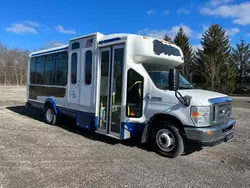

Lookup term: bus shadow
[7,105,201,157]
[7,105,151,151]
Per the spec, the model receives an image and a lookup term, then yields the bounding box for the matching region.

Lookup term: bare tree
[0,43,29,85]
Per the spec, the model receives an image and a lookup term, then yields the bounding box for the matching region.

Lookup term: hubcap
[46,109,53,122]
[156,129,175,152]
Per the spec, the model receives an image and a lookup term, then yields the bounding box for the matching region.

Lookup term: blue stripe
[31,47,68,57]
[121,122,146,139]
[94,116,99,130]
[209,97,232,104]
[99,37,121,44]
[76,113,95,130]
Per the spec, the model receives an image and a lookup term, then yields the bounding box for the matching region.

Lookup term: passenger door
[97,45,125,138]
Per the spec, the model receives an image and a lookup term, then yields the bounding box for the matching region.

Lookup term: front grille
[213,102,232,125]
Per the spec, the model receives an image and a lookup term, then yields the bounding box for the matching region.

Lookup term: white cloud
[208,0,234,7]
[138,24,193,39]
[226,28,240,36]
[163,10,170,15]
[201,2,250,26]
[192,44,203,52]
[5,23,38,34]
[177,8,190,15]
[138,29,168,39]
[21,21,40,27]
[55,25,76,35]
[146,10,156,15]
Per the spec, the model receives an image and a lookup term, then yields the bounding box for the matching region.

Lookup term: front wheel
[151,122,184,158]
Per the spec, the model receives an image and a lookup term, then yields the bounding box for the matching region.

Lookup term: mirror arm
[175,91,192,107]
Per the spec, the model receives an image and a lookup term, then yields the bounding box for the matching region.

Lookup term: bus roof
[29,44,69,57]
[29,33,183,67]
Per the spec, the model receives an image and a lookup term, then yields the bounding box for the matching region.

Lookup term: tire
[44,105,57,125]
[151,121,184,158]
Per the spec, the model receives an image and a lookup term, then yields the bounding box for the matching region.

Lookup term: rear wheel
[151,121,184,158]
[44,105,57,125]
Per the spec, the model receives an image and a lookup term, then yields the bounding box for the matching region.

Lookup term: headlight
[191,106,211,127]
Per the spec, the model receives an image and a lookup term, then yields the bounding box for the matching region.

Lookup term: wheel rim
[156,129,176,152]
[46,109,53,122]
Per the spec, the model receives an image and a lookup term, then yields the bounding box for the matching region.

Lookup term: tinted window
[101,51,109,76]
[55,52,68,86]
[148,71,193,90]
[35,56,44,84]
[85,50,92,85]
[44,55,55,85]
[30,58,36,84]
[126,69,144,118]
[72,42,80,50]
[71,52,77,84]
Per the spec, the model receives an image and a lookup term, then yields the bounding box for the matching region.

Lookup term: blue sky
[1,0,250,51]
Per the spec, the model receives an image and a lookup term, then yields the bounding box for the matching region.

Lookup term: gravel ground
[0,86,249,188]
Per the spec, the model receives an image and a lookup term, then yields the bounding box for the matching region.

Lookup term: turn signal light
[207,130,212,135]
[191,112,200,117]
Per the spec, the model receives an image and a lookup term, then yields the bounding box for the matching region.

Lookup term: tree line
[164,24,250,94]
[1,24,250,94]
[0,43,29,85]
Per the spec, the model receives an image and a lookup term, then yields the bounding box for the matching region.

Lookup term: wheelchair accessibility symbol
[72,91,76,98]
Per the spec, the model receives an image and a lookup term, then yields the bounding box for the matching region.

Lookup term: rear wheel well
[44,101,52,110]
[44,101,57,114]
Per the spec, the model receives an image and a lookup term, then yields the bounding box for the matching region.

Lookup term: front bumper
[184,120,236,146]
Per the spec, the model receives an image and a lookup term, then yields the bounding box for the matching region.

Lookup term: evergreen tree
[195,24,236,94]
[173,27,194,80]
[231,39,250,85]
[163,34,172,43]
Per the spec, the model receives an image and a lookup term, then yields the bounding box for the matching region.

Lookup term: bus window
[44,55,55,85]
[126,69,144,118]
[85,50,92,85]
[30,57,36,84]
[55,52,68,86]
[71,52,77,84]
[72,42,80,50]
[35,56,44,84]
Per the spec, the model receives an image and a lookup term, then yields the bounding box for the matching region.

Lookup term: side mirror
[169,69,179,91]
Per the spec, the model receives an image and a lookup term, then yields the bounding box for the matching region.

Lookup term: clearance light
[143,36,148,39]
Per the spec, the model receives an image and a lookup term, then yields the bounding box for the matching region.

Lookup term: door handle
[145,93,151,100]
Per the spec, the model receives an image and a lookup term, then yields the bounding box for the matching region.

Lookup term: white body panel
[27,32,231,140]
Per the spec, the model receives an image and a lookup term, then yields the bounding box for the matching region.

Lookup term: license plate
[225,132,234,142]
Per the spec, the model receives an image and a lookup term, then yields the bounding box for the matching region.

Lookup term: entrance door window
[99,49,110,130]
[110,47,124,134]
[126,69,144,118]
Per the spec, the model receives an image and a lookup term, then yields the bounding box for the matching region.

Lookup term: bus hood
[178,89,228,106]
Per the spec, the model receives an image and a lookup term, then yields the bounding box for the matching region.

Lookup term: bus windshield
[147,71,194,90]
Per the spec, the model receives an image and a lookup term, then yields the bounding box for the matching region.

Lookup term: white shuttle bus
[26,32,236,158]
